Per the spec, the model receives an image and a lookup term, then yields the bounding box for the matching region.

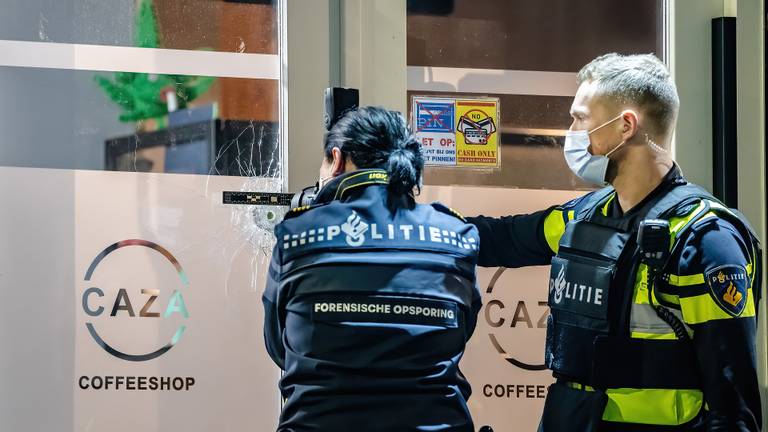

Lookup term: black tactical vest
[544,181,761,390]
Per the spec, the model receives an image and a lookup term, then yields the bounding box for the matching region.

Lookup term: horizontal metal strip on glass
[0,40,279,79]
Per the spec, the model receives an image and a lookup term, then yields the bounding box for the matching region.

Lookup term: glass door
[0,1,284,430]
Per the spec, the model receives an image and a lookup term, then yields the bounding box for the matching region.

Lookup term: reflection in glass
[407,0,665,190]
[0,66,278,177]
[0,0,277,54]
[407,0,663,72]
[105,119,279,177]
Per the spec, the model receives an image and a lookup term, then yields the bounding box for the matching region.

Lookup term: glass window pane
[407,0,666,190]
[2,2,285,431]
[408,0,664,72]
[0,66,279,177]
[0,0,277,54]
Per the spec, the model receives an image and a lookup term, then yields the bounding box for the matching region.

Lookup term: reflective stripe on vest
[543,209,575,254]
[567,382,704,425]
[627,201,710,339]
[630,263,690,339]
[603,388,704,425]
[543,209,566,254]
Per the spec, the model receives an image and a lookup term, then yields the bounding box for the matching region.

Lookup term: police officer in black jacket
[467,54,762,431]
[263,106,481,431]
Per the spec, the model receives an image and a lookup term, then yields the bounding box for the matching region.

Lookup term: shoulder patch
[431,202,467,222]
[705,265,749,317]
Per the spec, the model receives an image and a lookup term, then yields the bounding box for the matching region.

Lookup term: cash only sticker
[411,96,501,168]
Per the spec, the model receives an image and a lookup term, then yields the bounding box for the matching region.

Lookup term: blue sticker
[705,265,749,317]
[415,102,455,133]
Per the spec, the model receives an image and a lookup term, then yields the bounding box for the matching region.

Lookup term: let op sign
[411,96,501,168]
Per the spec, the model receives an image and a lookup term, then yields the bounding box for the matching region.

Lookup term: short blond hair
[578,53,679,136]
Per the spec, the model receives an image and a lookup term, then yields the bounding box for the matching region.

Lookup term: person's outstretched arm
[467,194,591,268]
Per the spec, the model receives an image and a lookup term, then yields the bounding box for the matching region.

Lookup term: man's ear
[621,110,639,141]
[330,147,346,176]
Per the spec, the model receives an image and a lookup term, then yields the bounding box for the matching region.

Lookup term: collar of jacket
[313,169,389,205]
[664,162,685,185]
[604,163,686,219]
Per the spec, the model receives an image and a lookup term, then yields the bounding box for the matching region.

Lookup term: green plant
[95,0,215,123]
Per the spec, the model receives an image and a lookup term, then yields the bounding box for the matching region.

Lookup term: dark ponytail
[324,106,424,196]
[386,138,422,195]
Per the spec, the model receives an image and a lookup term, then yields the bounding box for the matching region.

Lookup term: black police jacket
[263,169,482,432]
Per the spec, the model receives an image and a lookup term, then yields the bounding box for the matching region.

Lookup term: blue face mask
[563,114,626,186]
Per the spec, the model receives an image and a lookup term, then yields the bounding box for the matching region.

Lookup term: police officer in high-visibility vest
[263,107,481,431]
[467,54,762,431]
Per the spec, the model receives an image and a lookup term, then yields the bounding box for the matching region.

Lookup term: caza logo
[82,239,190,362]
[484,267,548,371]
